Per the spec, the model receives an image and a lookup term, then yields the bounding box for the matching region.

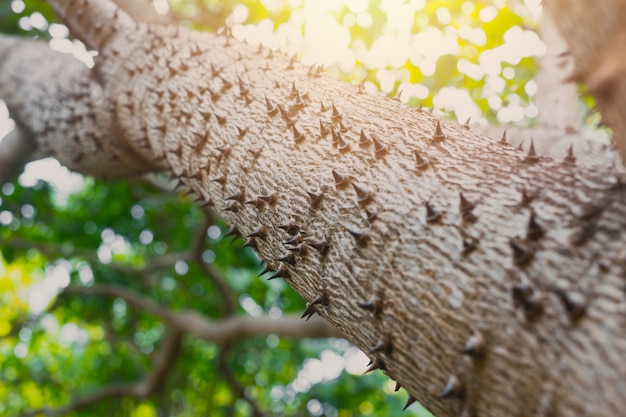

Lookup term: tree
[1,0,625,416]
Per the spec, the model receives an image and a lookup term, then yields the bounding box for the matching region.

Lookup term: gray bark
[1,1,626,416]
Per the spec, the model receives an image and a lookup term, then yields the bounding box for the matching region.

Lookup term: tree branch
[63,284,344,343]
[543,0,626,156]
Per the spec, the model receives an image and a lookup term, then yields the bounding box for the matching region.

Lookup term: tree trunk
[543,0,626,156]
[1,1,626,416]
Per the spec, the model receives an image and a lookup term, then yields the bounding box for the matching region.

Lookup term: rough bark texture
[1,1,626,416]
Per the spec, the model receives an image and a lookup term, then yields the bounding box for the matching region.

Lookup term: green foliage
[0,169,429,416]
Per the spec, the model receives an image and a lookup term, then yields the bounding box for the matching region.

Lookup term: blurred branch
[63,284,344,343]
[18,326,183,417]
[535,13,580,132]
[32,283,341,415]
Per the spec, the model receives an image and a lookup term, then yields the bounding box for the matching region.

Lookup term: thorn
[331,103,342,121]
[462,117,471,129]
[461,239,477,256]
[200,198,214,208]
[265,96,278,116]
[363,357,385,374]
[425,201,442,224]
[241,237,257,249]
[519,188,536,206]
[320,102,328,112]
[268,263,290,280]
[319,120,330,136]
[524,139,540,163]
[245,198,265,209]
[359,129,371,147]
[332,170,351,189]
[330,129,339,147]
[289,81,298,98]
[278,220,300,236]
[511,283,544,320]
[339,121,348,133]
[509,238,533,266]
[394,382,402,392]
[283,235,301,246]
[552,288,587,322]
[461,332,485,359]
[414,150,429,170]
[432,121,446,142]
[307,189,324,209]
[348,228,370,246]
[564,143,576,165]
[308,237,330,256]
[293,92,306,109]
[223,203,239,213]
[517,141,525,151]
[225,187,246,204]
[499,130,508,145]
[567,225,594,247]
[248,148,263,160]
[352,183,373,205]
[212,175,227,186]
[224,227,241,241]
[526,211,543,240]
[257,192,278,208]
[439,375,465,400]
[293,126,305,144]
[365,209,378,222]
[215,113,227,125]
[288,242,310,255]
[403,395,417,411]
[277,252,296,266]
[459,192,475,213]
[248,226,267,240]
[357,292,381,314]
[371,135,387,157]
[369,334,392,355]
[237,126,249,139]
[258,264,272,277]
[301,290,329,320]
[278,104,290,120]
[336,132,350,153]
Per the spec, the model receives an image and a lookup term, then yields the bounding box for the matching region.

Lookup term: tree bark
[543,0,626,156]
[1,1,626,416]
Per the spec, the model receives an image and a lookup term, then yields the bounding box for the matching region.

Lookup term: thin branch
[535,13,580,132]
[63,284,344,343]
[28,284,341,416]
[62,285,173,319]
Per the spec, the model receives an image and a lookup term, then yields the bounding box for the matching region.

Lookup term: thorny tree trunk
[1,1,626,416]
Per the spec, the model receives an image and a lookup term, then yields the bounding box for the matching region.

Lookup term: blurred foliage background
[1,0,555,416]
